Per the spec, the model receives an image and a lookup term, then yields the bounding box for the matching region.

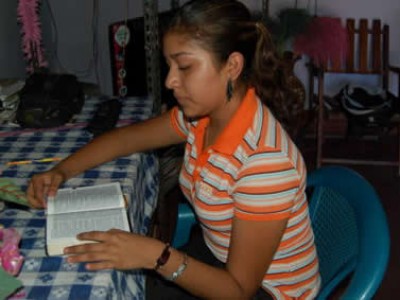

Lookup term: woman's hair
[166,0,297,132]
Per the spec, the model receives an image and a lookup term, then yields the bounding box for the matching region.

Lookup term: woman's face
[163,32,228,119]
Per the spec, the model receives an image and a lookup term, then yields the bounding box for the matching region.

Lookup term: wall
[39,0,148,96]
[0,0,399,96]
[0,0,26,78]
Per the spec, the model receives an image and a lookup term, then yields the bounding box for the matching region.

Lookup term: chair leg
[308,65,315,111]
[398,124,400,176]
[316,70,325,168]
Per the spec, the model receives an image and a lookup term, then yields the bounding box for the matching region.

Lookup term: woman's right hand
[27,168,67,209]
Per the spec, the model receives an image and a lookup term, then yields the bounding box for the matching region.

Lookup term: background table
[0,96,159,299]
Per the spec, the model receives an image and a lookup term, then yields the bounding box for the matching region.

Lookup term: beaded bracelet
[167,253,188,282]
[154,243,171,271]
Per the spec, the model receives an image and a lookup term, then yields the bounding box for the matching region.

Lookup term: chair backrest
[172,202,197,248]
[322,18,390,89]
[307,166,390,300]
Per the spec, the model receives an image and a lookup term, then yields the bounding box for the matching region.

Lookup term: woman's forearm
[156,247,249,299]
[53,112,183,180]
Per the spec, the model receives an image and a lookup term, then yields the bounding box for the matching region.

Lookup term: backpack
[16,73,85,128]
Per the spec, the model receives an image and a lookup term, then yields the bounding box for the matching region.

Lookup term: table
[0,96,159,299]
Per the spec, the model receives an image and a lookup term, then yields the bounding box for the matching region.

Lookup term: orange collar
[195,88,258,155]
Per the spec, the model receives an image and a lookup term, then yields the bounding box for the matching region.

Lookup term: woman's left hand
[64,229,163,271]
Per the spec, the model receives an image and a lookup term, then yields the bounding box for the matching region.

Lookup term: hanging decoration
[17,0,48,73]
[293,17,348,66]
[115,0,130,98]
[293,0,348,66]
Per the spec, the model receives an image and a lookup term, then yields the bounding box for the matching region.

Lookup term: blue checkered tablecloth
[0,97,159,300]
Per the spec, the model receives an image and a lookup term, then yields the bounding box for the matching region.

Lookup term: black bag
[16,73,85,128]
[338,84,396,128]
[86,98,122,137]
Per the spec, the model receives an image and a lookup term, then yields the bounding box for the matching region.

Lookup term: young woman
[27,1,320,298]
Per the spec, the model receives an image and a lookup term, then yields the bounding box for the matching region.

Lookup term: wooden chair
[308,18,400,174]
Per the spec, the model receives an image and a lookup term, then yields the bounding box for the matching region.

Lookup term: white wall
[1,0,399,96]
[40,0,146,96]
[0,0,26,78]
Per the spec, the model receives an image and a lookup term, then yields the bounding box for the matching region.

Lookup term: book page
[47,182,124,215]
[47,208,130,241]
[46,207,130,256]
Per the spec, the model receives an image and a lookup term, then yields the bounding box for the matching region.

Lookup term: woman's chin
[179,104,206,120]
[181,107,197,119]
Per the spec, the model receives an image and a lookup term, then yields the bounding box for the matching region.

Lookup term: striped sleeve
[169,106,190,139]
[233,152,302,221]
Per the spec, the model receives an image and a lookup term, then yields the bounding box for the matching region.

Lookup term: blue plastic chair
[307,166,390,300]
[172,166,390,299]
[172,202,197,248]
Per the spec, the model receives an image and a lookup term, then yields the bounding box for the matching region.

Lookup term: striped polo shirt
[170,88,320,299]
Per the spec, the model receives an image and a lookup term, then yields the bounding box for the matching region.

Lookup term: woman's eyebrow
[170,51,193,59]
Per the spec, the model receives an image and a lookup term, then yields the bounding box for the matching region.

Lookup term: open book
[46,182,131,256]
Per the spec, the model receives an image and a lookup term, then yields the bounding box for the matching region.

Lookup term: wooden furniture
[308,18,400,174]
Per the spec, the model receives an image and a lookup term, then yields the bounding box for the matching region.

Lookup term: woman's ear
[226,52,245,80]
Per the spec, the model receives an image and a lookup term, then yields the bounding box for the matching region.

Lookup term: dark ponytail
[252,22,301,134]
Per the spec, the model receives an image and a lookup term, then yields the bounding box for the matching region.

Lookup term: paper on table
[0,178,29,207]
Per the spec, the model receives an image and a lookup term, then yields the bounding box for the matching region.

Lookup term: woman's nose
[165,68,178,90]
